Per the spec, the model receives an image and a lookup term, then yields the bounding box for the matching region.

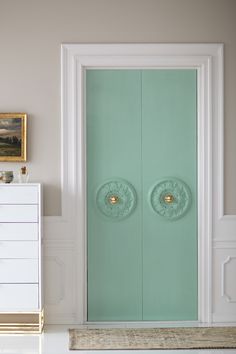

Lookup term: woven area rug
[69,327,236,350]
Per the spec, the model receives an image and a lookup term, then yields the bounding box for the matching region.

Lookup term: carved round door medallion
[96,179,137,220]
[150,178,192,220]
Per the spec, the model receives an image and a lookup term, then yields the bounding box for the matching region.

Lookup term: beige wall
[0,0,235,215]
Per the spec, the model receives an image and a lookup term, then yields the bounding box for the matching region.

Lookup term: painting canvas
[0,113,27,161]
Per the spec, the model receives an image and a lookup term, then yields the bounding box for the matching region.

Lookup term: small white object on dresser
[0,183,43,333]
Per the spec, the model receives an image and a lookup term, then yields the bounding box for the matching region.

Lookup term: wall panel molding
[221,256,236,303]
[214,240,236,249]
[43,240,77,324]
[213,247,236,323]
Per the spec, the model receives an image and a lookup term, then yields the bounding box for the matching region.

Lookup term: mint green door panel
[142,70,197,320]
[86,69,197,321]
[87,70,143,321]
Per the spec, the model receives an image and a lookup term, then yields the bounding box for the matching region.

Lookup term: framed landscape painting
[0,113,27,161]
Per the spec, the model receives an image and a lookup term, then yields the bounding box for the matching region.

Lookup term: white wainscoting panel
[43,238,77,324]
[213,244,236,322]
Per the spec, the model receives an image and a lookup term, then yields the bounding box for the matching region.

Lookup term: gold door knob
[164,194,174,204]
[108,195,119,205]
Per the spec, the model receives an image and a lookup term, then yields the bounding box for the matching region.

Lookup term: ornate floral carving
[150,178,192,220]
[96,179,137,220]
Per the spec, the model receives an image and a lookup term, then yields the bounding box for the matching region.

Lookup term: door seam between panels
[140,70,144,321]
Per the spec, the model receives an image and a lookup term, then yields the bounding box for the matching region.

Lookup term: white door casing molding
[59,43,224,325]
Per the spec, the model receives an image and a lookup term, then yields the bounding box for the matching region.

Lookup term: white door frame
[61,43,223,325]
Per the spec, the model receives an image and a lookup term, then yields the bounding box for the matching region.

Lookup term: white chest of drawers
[0,184,43,333]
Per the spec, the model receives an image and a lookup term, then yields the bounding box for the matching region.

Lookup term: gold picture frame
[0,113,27,162]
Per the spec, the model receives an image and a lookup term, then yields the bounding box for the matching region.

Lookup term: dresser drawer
[0,223,38,240]
[0,259,38,283]
[0,241,38,258]
[0,186,38,204]
[0,205,38,222]
[0,284,38,310]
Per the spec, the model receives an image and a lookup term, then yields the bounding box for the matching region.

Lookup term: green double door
[86,69,197,321]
